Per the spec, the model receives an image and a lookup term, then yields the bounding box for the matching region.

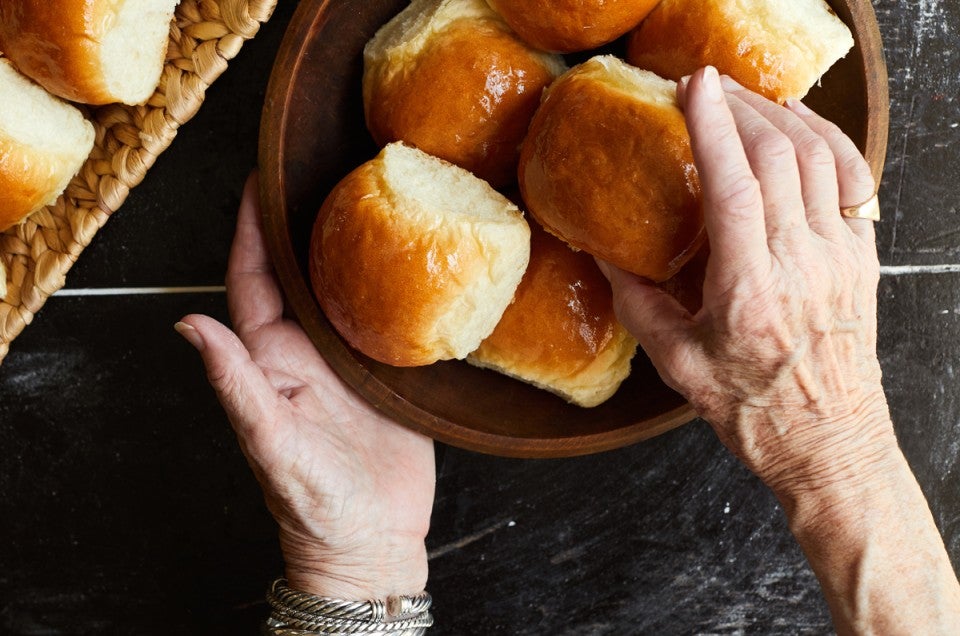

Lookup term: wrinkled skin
[601,68,960,635]
[600,70,892,497]
[177,174,434,600]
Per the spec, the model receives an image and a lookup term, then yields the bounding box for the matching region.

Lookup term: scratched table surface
[1,2,957,634]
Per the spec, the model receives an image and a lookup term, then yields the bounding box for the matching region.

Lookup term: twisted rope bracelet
[263,578,433,635]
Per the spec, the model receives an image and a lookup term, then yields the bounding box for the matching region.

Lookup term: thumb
[597,260,704,392]
[174,314,281,445]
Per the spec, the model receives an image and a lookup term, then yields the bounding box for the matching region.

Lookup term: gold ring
[840,194,880,221]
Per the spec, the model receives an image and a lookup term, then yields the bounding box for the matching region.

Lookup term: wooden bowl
[258,0,889,458]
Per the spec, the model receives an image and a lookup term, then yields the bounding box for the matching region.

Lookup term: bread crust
[626,0,854,102]
[487,0,660,53]
[0,131,69,231]
[363,3,562,187]
[0,0,115,104]
[309,145,530,367]
[0,60,95,232]
[519,59,704,282]
[469,222,637,407]
[0,0,175,105]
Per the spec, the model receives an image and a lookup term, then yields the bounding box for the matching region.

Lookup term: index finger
[679,66,770,279]
[225,171,285,340]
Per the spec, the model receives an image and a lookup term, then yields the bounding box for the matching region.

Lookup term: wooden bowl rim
[257,0,889,458]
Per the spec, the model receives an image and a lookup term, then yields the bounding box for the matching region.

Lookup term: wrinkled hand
[601,67,896,498]
[176,174,435,599]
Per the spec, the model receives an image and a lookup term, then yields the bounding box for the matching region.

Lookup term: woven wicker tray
[0,0,278,363]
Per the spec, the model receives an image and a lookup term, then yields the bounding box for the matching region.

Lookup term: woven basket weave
[0,0,278,363]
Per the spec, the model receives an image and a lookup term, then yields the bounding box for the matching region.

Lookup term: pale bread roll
[469,221,637,407]
[0,0,180,105]
[362,0,565,187]
[626,0,854,103]
[309,143,531,367]
[519,55,704,282]
[486,0,660,53]
[0,58,95,233]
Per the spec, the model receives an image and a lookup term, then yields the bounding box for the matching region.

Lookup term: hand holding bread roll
[468,220,637,408]
[362,0,565,187]
[519,56,704,282]
[0,58,95,233]
[309,143,531,367]
[0,0,180,105]
[626,0,854,103]
[486,0,660,53]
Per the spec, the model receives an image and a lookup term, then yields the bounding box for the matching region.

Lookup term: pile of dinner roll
[311,0,855,408]
[0,0,180,296]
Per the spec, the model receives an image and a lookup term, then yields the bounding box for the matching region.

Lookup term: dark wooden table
[1,2,957,633]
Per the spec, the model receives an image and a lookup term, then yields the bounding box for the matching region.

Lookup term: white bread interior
[381,143,531,359]
[469,329,637,408]
[0,58,95,225]
[363,0,566,83]
[628,0,853,101]
[576,55,678,108]
[0,61,94,158]
[100,0,180,104]
[314,142,532,366]
[738,0,853,88]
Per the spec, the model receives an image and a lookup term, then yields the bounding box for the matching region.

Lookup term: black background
[2,1,959,634]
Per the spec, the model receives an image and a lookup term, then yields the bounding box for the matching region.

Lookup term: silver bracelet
[262,578,433,635]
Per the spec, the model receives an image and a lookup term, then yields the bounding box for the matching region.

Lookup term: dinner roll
[363,0,565,187]
[486,0,660,53]
[626,0,854,103]
[469,220,637,407]
[0,0,179,105]
[309,143,531,367]
[518,56,704,282]
[0,58,95,233]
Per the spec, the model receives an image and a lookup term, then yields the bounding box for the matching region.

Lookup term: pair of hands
[177,67,891,600]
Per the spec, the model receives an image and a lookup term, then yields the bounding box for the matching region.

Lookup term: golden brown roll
[362,0,565,187]
[309,143,531,367]
[0,58,95,233]
[626,0,854,103]
[518,55,704,283]
[486,0,660,53]
[0,0,179,105]
[468,220,637,407]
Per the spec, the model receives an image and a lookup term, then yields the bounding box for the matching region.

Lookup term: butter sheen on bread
[486,0,660,53]
[0,59,95,233]
[362,0,565,187]
[0,0,179,105]
[519,56,704,283]
[469,221,637,407]
[309,143,531,367]
[626,0,854,103]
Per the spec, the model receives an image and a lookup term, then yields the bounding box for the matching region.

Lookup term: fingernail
[174,321,205,351]
[679,75,691,90]
[786,98,815,116]
[702,66,722,102]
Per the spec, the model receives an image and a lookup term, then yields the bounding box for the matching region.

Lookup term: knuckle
[796,134,835,169]
[839,151,876,192]
[816,118,846,142]
[713,173,764,218]
[745,130,795,164]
